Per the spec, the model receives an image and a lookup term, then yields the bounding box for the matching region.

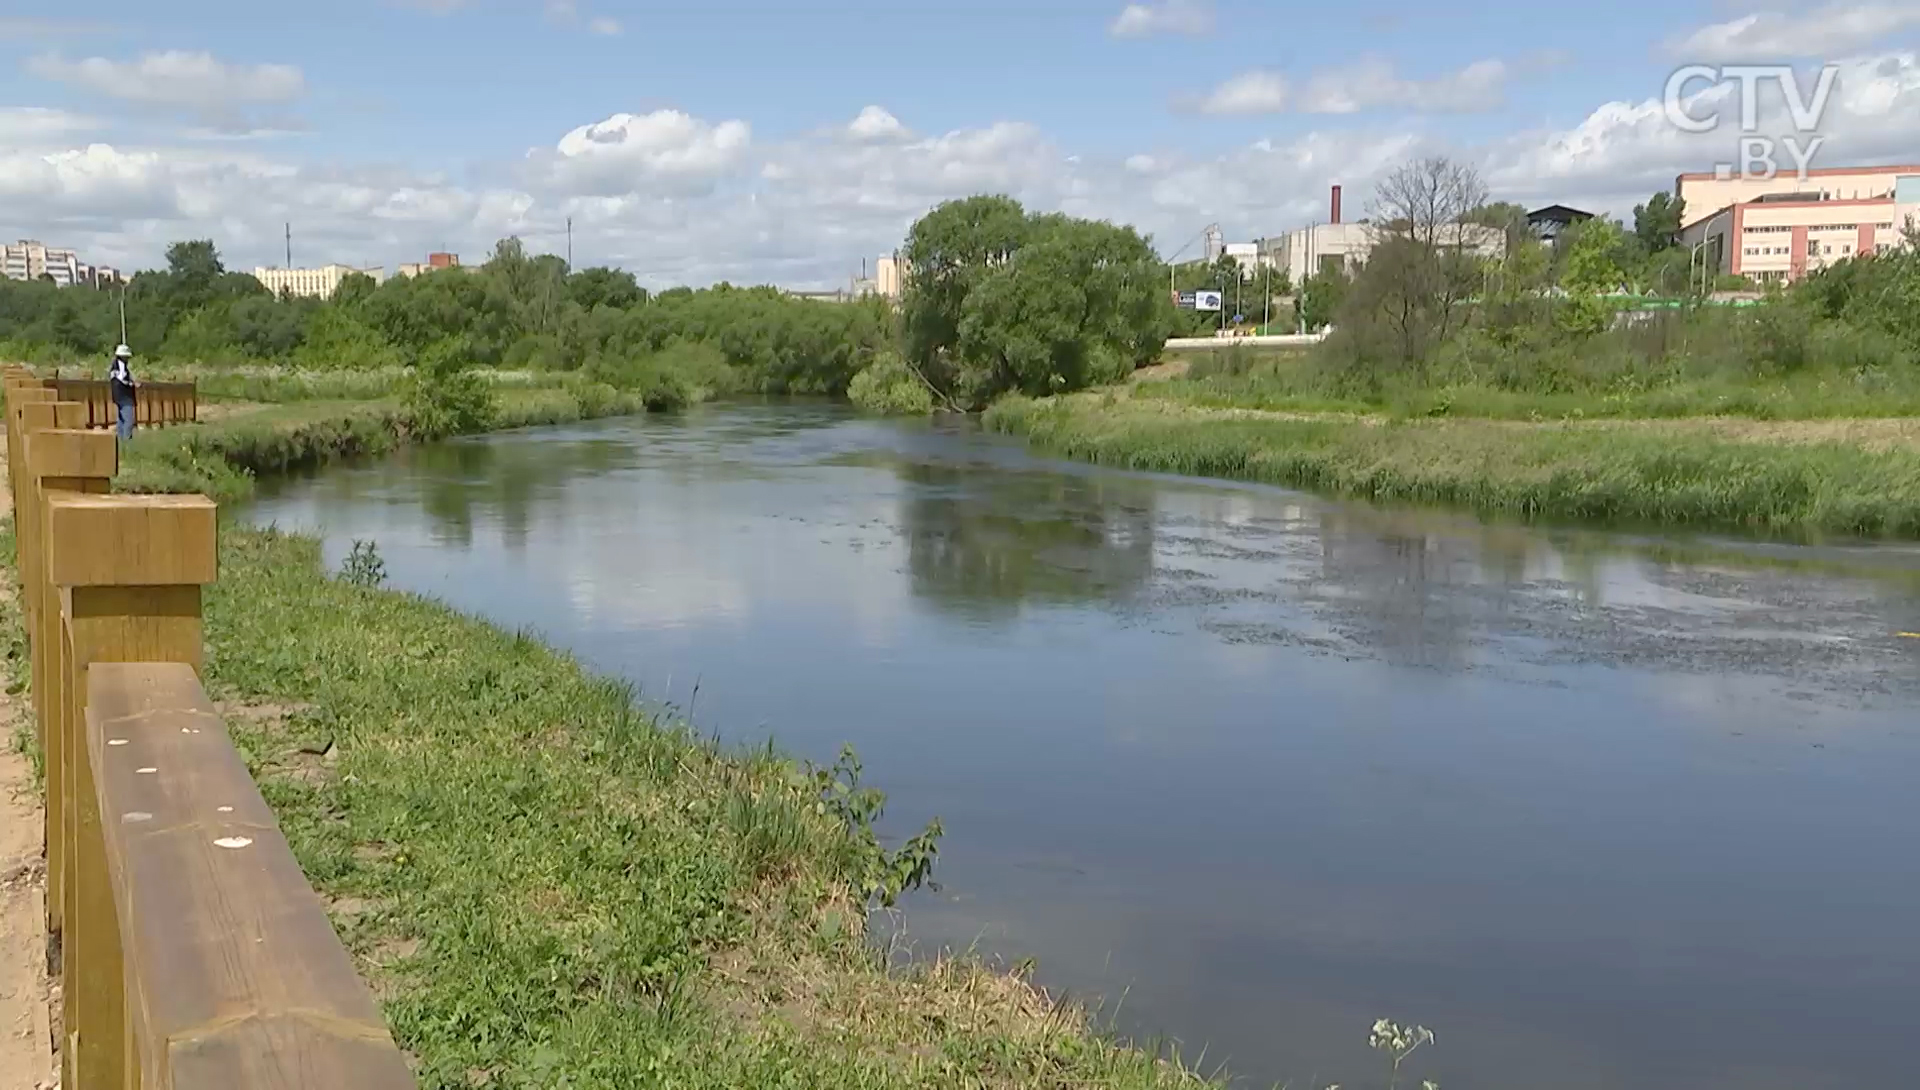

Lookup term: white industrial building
[253,263,387,299]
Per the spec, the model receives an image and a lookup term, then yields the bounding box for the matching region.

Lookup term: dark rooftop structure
[1527,204,1595,243]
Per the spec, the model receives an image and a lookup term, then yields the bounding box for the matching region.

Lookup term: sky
[5,0,1920,288]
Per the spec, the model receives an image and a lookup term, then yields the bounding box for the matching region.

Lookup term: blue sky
[4,1,1920,286]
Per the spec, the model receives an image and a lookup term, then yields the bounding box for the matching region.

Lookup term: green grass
[30,362,565,406]
[1142,345,1920,422]
[202,526,1216,1089]
[114,386,654,504]
[987,393,1920,539]
[0,517,33,776]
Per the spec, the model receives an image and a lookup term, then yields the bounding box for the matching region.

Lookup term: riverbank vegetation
[110,376,672,503]
[987,391,1920,537]
[988,157,1920,537]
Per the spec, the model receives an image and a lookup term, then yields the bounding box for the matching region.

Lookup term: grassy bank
[198,526,1213,1088]
[114,384,654,503]
[1148,339,1920,422]
[986,391,1920,538]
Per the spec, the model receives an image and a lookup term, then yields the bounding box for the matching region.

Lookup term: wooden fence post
[17,400,88,757]
[23,424,115,955]
[6,384,54,544]
[48,494,216,1090]
[7,392,62,704]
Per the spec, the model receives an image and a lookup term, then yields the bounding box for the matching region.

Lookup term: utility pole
[1262,241,1271,332]
[285,222,292,270]
[566,216,573,271]
[118,279,127,345]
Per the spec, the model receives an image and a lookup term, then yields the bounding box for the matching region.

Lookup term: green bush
[403,337,499,439]
[563,377,624,418]
[294,306,405,371]
[847,352,935,415]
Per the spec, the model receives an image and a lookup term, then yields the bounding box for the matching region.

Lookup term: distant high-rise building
[1202,224,1225,263]
[2,240,84,286]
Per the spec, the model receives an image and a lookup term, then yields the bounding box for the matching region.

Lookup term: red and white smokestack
[1331,184,1342,225]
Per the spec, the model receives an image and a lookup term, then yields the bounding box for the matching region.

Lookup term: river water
[245,403,1920,1090]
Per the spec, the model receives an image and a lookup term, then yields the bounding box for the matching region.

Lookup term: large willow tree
[899,196,1173,409]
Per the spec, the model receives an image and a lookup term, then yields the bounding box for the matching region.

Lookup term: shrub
[847,352,935,415]
[292,306,404,371]
[339,540,387,587]
[403,337,499,439]
[563,377,624,418]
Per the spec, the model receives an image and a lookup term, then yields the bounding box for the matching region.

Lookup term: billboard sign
[1176,291,1198,309]
[1195,290,1224,312]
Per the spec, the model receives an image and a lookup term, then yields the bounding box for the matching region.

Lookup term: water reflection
[899,461,1156,620]
[245,405,1920,1090]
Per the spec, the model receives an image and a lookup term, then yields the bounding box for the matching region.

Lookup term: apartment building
[1677,165,1920,284]
[253,263,387,299]
[2,239,84,286]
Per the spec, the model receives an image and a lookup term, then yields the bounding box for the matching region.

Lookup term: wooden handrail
[40,377,198,429]
[85,663,416,1088]
[3,366,413,1089]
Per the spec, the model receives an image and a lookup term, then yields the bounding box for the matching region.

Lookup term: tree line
[0,237,895,399]
[17,160,1912,417]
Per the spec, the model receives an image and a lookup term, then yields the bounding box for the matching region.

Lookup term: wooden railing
[39,377,197,430]
[3,366,413,1089]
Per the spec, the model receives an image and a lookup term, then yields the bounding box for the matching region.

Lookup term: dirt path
[0,437,54,1089]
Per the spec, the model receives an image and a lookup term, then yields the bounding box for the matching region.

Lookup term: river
[245,402,1920,1090]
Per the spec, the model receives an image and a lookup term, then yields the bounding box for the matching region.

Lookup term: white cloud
[1109,0,1213,38]
[27,51,305,114]
[1195,70,1288,114]
[589,17,622,35]
[0,105,1435,289]
[847,105,910,142]
[0,107,100,142]
[1485,51,1920,214]
[1667,3,1920,62]
[1301,56,1509,113]
[1194,57,1509,115]
[527,110,753,197]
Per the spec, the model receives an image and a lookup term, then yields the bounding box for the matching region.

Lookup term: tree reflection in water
[897,460,1157,621]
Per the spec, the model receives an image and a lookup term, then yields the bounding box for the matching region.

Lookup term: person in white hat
[108,343,136,440]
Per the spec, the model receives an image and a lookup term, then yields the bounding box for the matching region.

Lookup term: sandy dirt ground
[0,438,55,1089]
